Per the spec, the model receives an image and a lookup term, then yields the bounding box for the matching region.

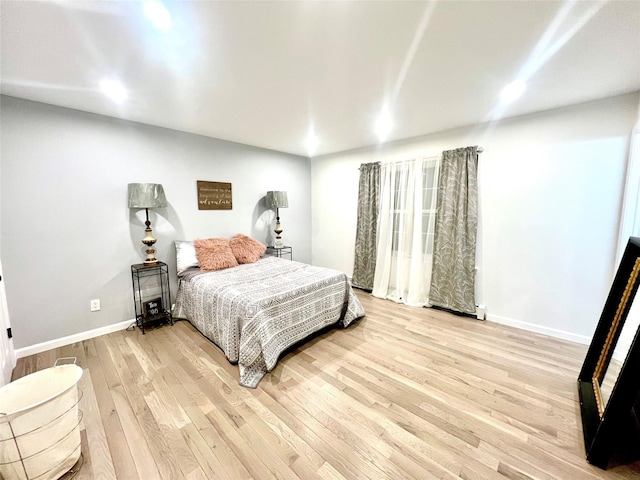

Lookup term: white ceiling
[1,1,639,158]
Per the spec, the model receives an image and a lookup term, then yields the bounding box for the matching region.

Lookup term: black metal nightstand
[131,262,173,333]
[266,246,292,260]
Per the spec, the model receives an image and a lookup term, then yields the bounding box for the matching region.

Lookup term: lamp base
[142,222,159,265]
[143,246,159,265]
[273,215,284,248]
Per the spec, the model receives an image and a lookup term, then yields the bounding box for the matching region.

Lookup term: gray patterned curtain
[429,146,478,314]
[352,162,380,290]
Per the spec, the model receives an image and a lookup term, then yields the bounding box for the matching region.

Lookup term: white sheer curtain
[372,156,441,306]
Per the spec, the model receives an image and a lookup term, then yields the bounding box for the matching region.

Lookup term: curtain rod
[358,146,483,169]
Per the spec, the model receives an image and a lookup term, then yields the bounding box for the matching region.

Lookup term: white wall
[312,92,640,341]
[0,96,310,349]
[3,92,638,351]
[0,132,16,382]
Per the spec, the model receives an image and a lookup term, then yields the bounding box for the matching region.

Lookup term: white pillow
[175,240,199,275]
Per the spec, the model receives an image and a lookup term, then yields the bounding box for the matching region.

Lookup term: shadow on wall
[128,201,184,312]
[128,199,184,293]
[128,193,275,264]
[128,204,184,258]
[253,195,276,247]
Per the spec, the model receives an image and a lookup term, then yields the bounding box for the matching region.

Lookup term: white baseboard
[15,311,593,359]
[486,313,592,345]
[15,319,135,359]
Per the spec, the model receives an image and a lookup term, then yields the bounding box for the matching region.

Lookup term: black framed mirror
[578,237,640,469]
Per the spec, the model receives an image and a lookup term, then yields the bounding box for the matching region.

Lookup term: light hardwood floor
[13,291,640,479]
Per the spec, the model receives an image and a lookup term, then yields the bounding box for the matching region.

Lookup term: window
[390,158,440,255]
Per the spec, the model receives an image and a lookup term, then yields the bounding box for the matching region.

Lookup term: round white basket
[0,362,83,480]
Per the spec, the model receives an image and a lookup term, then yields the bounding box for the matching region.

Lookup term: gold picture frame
[578,237,640,469]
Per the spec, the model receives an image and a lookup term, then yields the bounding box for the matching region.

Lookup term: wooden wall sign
[197,181,232,210]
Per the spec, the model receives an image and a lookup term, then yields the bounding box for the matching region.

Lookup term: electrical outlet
[476,304,486,320]
[90,299,101,312]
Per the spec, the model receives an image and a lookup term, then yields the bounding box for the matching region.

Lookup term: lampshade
[266,191,288,209]
[128,183,167,209]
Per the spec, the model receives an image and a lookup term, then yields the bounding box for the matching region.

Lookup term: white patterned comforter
[173,256,365,387]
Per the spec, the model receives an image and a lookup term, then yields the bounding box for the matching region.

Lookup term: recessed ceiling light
[305,130,319,157]
[376,107,392,142]
[144,1,172,31]
[100,80,127,104]
[500,80,526,104]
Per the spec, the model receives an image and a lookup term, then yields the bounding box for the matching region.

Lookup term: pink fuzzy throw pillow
[230,234,266,264]
[194,238,239,271]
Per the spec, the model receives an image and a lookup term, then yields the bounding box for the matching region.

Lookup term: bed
[173,255,365,388]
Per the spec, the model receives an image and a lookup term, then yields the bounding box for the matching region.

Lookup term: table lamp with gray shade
[128,183,167,265]
[266,191,288,248]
